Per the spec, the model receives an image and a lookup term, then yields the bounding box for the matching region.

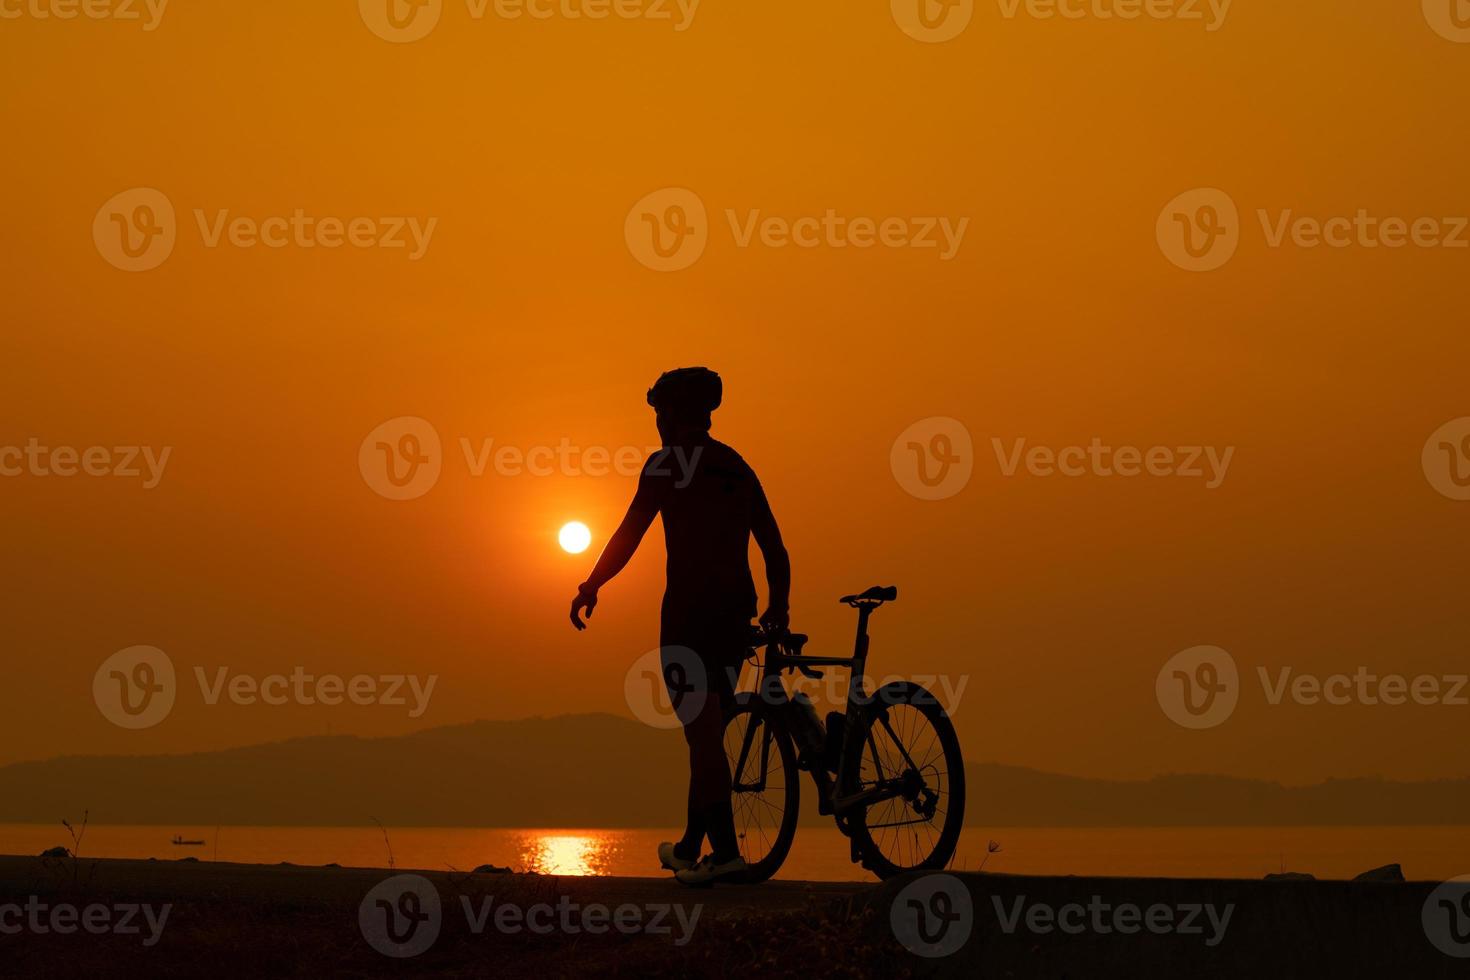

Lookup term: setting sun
[558,521,592,555]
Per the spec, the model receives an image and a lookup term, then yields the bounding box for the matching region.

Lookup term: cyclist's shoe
[658,842,697,873]
[674,854,748,887]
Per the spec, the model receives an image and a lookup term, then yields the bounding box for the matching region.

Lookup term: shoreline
[2,855,1465,977]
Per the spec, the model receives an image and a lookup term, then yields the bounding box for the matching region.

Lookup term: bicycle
[721,585,966,881]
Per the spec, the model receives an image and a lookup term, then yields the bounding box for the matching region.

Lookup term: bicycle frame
[732,602,922,816]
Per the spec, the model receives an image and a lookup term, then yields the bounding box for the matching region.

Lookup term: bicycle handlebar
[747,626,824,678]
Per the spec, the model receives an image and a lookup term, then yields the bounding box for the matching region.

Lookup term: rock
[323,862,342,868]
[1265,872,1316,881]
[178,856,199,863]
[1353,864,1405,883]
[39,846,69,858]
[473,864,513,874]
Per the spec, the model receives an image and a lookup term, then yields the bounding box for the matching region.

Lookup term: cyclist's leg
[666,615,743,863]
[662,615,719,862]
[692,646,740,863]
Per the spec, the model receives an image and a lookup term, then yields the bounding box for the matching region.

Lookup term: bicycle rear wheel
[840,681,965,879]
[722,696,800,882]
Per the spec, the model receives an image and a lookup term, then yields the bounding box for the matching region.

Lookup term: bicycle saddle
[839,585,898,605]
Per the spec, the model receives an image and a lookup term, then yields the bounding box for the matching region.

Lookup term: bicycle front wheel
[722,695,800,882]
[841,681,966,879]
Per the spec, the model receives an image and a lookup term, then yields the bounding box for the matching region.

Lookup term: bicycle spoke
[854,698,959,872]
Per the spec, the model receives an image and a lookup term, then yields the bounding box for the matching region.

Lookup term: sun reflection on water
[519,832,618,876]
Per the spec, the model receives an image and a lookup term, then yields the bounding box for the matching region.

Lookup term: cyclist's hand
[759,606,789,631]
[570,589,598,631]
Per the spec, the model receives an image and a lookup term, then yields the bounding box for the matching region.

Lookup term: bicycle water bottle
[823,711,846,772]
[787,692,826,763]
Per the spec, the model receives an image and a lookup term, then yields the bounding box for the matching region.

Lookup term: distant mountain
[1,713,1466,827]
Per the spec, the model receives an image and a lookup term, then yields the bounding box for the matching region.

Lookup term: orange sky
[2,1,1468,785]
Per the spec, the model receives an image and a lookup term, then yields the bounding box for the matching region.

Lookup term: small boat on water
[171,835,206,846]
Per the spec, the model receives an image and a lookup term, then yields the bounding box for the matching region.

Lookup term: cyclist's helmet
[647,367,722,431]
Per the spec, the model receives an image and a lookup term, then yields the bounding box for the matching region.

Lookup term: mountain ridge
[4,713,1466,827]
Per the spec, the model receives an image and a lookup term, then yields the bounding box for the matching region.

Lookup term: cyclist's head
[647,367,721,441]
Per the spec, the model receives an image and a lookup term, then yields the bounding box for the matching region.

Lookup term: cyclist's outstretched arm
[569,470,660,630]
[752,479,791,629]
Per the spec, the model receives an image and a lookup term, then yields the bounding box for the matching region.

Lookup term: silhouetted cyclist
[570,367,791,886]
